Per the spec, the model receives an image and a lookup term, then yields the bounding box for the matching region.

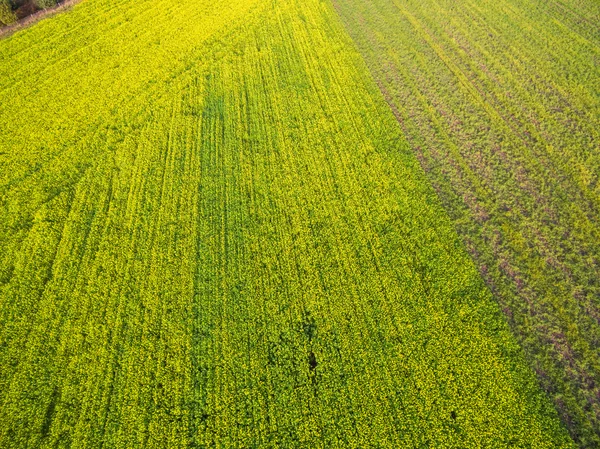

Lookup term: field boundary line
[0,0,83,40]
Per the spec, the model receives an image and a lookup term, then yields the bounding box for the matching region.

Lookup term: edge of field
[0,0,81,40]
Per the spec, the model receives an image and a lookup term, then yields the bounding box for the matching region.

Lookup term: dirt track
[0,0,81,39]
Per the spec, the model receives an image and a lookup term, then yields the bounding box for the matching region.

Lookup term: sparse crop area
[333,0,600,446]
[0,0,595,447]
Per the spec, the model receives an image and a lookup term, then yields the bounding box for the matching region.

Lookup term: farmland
[0,0,589,447]
[333,0,600,446]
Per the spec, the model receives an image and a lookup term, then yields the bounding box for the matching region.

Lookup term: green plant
[0,0,580,446]
[333,0,600,445]
[34,0,57,9]
[0,0,15,26]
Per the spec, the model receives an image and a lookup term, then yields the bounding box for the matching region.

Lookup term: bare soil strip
[0,0,82,39]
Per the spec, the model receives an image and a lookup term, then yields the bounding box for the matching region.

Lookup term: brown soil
[0,0,82,39]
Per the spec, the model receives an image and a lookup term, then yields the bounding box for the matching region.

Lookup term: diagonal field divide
[0,0,576,447]
[331,0,600,446]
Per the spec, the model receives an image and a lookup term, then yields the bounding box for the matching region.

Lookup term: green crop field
[333,0,600,446]
[0,0,595,447]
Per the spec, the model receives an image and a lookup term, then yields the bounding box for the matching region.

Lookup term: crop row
[0,0,574,446]
[333,0,600,445]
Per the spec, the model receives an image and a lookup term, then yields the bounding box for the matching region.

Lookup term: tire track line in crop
[1,0,578,446]
[384,0,600,310]
[333,0,600,444]
[0,0,263,195]
[384,0,600,294]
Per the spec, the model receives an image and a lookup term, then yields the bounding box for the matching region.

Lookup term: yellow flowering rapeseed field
[0,0,585,446]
